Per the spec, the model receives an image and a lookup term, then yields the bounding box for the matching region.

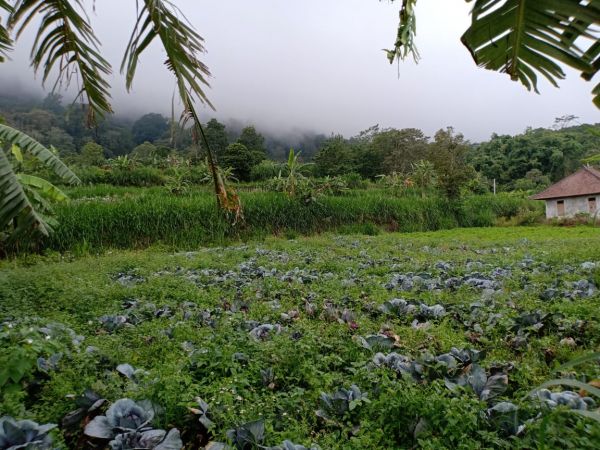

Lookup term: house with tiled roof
[531,166,600,219]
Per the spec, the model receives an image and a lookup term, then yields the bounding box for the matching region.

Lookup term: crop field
[24,186,540,254]
[1,226,600,449]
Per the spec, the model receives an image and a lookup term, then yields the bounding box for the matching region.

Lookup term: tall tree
[314,135,355,176]
[79,141,105,166]
[41,93,64,115]
[132,113,169,145]
[428,127,474,199]
[373,128,428,174]
[202,119,229,160]
[221,143,253,181]
[237,126,266,166]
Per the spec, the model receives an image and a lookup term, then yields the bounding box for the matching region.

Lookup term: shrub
[340,172,367,189]
[250,160,288,181]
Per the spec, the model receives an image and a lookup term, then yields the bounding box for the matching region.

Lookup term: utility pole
[493,179,496,195]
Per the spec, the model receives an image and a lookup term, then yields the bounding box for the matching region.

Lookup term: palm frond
[121,0,212,108]
[461,0,599,100]
[0,148,52,240]
[8,0,113,124]
[569,409,600,424]
[122,0,242,221]
[385,0,420,63]
[592,81,600,108]
[555,352,600,372]
[0,123,80,184]
[0,0,13,62]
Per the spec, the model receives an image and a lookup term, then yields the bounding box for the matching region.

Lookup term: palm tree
[388,0,600,107]
[0,0,598,242]
[0,0,240,242]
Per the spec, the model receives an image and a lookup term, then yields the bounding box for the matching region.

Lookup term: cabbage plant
[189,397,215,430]
[316,385,369,421]
[535,390,596,410]
[486,402,523,436]
[445,364,508,402]
[62,389,107,428]
[84,399,182,450]
[0,416,56,450]
[225,419,265,450]
[356,334,396,352]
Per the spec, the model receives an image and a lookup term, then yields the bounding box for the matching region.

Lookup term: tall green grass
[37,191,542,253]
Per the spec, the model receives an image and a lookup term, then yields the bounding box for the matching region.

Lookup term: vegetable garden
[1,226,599,449]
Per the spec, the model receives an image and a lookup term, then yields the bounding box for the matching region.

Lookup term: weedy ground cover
[1,226,599,449]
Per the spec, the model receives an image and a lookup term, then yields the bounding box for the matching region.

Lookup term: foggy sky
[1,0,598,141]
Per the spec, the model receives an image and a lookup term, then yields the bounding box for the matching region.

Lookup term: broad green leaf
[11,144,23,163]
[16,174,68,202]
[0,124,80,184]
[555,352,600,372]
[0,148,52,239]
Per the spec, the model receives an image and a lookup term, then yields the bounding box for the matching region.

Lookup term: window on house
[589,197,597,214]
[557,200,565,216]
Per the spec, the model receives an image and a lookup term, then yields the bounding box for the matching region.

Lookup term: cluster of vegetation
[3,92,600,194]
[0,92,327,164]
[6,94,564,256]
[1,227,600,448]
[1,2,600,449]
[24,187,536,254]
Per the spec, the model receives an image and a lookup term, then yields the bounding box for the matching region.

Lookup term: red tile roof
[531,166,600,200]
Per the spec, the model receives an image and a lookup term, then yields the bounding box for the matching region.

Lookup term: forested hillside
[0,92,327,161]
[1,92,599,191]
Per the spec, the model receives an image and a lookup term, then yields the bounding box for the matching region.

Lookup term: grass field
[1,226,599,449]
[9,186,542,254]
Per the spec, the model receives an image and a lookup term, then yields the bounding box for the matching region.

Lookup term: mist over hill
[1,87,599,192]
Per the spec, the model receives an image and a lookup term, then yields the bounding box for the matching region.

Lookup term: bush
[250,160,288,181]
[107,167,166,187]
[340,172,367,189]
[220,143,253,181]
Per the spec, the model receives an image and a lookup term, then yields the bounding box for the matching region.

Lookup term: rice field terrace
[17,185,540,254]
[1,226,600,449]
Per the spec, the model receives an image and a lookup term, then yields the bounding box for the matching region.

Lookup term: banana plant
[0,123,79,244]
[0,0,242,228]
[387,0,600,107]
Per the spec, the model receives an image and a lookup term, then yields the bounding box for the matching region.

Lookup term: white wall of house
[545,195,600,218]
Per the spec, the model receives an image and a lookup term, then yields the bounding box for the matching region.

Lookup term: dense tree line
[0,92,326,162]
[1,92,599,190]
[312,123,600,192]
[468,125,600,190]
